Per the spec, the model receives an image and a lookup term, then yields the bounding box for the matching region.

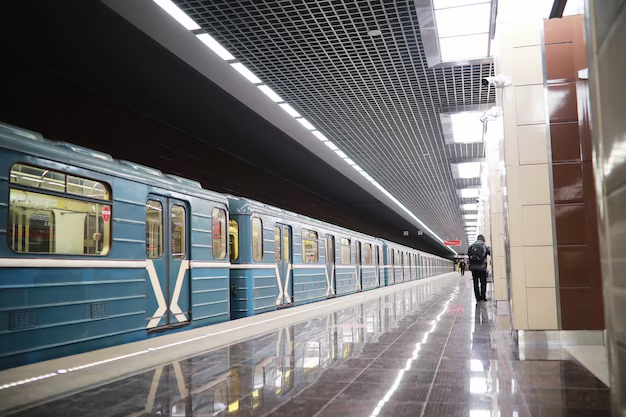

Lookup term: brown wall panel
[548,83,579,123]
[553,163,584,203]
[550,122,581,162]
[544,14,578,44]
[544,15,604,330]
[546,43,577,84]
[560,288,605,330]
[555,204,587,245]
[557,246,589,287]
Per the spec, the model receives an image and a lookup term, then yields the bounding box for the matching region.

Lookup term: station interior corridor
[2,0,626,415]
[5,274,609,417]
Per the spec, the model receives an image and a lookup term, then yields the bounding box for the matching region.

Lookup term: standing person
[468,235,490,302]
[460,260,466,276]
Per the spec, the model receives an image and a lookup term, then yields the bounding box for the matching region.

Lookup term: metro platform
[0,273,609,417]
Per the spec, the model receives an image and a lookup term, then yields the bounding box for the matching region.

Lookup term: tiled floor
[6,276,610,417]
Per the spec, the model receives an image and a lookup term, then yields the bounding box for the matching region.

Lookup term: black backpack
[468,243,485,264]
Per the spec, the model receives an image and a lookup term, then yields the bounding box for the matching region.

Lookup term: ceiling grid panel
[174,0,495,246]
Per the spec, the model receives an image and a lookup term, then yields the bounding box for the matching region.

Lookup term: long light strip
[230,63,262,84]
[196,33,235,60]
[153,0,201,30]
[151,0,457,255]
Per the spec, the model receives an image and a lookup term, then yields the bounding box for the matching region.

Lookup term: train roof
[228,195,447,258]
[227,195,380,241]
[0,122,228,204]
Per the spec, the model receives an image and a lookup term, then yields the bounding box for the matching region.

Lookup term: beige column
[494,5,559,330]
[484,121,507,303]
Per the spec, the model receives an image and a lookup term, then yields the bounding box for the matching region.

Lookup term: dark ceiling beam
[549,0,569,19]
[0,0,455,258]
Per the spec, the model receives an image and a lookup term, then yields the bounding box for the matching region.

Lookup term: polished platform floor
[5,275,610,417]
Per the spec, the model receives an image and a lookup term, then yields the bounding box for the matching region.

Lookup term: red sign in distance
[444,240,461,247]
[102,205,111,223]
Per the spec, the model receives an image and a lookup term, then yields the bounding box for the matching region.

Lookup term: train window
[283,227,290,263]
[83,214,104,255]
[146,200,163,258]
[274,226,281,262]
[252,217,263,261]
[11,164,110,200]
[340,238,351,264]
[326,235,335,264]
[9,188,111,255]
[212,208,227,260]
[229,219,239,262]
[172,205,186,259]
[302,229,318,263]
[67,175,108,200]
[363,243,372,265]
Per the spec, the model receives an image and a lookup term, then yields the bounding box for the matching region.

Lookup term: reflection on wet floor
[9,276,610,417]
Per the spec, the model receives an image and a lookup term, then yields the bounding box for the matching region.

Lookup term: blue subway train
[0,122,453,369]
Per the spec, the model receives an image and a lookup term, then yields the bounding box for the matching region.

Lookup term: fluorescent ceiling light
[196,34,235,60]
[460,188,480,198]
[462,203,478,211]
[464,214,478,219]
[440,33,489,62]
[230,63,262,84]
[433,0,489,9]
[442,111,485,144]
[279,103,301,118]
[452,162,482,179]
[435,3,491,38]
[353,165,364,172]
[466,221,479,226]
[335,150,348,159]
[297,118,315,130]
[258,85,282,102]
[312,131,328,141]
[324,141,338,151]
[345,158,356,166]
[153,0,201,30]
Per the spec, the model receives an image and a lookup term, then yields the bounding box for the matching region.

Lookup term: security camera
[480,106,502,123]
[482,74,512,88]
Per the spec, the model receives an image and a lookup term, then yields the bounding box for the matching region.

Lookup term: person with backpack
[468,235,491,302]
[460,260,466,276]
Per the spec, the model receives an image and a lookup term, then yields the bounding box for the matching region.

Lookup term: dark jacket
[468,239,490,272]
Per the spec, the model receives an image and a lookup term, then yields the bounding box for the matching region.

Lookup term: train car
[0,122,454,369]
[227,196,384,318]
[383,241,411,285]
[0,123,231,369]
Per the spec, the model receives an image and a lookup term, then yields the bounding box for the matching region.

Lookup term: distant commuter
[459,260,466,276]
[468,235,491,302]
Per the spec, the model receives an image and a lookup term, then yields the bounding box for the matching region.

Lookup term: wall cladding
[544,15,604,330]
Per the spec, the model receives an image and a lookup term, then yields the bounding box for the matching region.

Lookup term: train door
[375,246,381,287]
[390,249,395,285]
[326,234,336,297]
[355,241,362,290]
[418,254,421,279]
[275,224,293,305]
[145,195,190,330]
[403,252,408,281]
